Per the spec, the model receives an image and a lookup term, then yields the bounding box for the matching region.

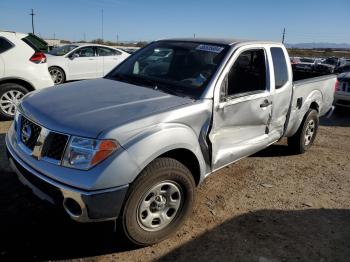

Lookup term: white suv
[0,31,54,119]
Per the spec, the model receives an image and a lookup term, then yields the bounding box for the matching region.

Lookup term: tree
[91,38,104,44]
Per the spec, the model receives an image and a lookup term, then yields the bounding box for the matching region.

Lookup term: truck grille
[20,116,42,150]
[42,132,69,160]
[17,114,70,163]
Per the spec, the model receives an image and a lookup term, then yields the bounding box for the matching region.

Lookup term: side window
[225,49,267,97]
[0,37,14,54]
[75,47,95,57]
[270,47,288,89]
[97,47,121,56]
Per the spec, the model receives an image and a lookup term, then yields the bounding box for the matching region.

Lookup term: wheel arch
[285,90,322,137]
[0,77,35,92]
[158,148,201,186]
[309,101,319,112]
[122,124,208,186]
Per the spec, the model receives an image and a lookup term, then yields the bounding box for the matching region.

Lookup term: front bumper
[6,137,128,223]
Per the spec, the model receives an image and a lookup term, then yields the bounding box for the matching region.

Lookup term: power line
[30,8,35,34]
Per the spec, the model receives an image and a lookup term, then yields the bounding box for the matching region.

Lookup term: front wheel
[119,158,195,246]
[288,109,319,154]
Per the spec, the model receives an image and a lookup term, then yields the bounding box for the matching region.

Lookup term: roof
[69,43,121,48]
[160,37,280,46]
[0,30,28,38]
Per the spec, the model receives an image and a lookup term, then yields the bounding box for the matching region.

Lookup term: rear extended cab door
[267,45,293,139]
[209,44,277,171]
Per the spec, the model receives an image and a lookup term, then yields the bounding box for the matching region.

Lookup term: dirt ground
[0,109,349,262]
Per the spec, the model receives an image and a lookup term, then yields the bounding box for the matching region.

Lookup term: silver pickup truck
[6,38,336,246]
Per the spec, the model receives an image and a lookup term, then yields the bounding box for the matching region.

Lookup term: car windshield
[106,41,229,99]
[49,44,78,56]
[322,58,337,66]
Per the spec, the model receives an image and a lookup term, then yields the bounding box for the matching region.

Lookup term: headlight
[62,136,118,170]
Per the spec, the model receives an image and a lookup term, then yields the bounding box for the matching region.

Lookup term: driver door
[67,46,97,80]
[210,47,277,171]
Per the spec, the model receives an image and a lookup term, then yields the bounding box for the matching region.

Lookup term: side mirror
[70,53,79,59]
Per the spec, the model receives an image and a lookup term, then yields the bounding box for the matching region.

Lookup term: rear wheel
[49,66,65,85]
[119,157,195,246]
[0,83,28,120]
[288,109,319,154]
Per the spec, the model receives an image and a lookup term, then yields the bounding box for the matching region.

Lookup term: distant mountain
[285,42,350,49]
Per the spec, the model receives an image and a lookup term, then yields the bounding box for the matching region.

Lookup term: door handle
[260,99,272,108]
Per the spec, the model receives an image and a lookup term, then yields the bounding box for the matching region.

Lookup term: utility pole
[193,33,196,38]
[84,32,86,42]
[53,33,56,40]
[282,27,286,44]
[30,8,35,34]
[101,9,104,42]
[116,33,119,44]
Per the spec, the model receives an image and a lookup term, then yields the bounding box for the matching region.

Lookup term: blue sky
[0,0,349,44]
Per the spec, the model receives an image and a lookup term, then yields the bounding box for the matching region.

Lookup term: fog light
[63,198,82,217]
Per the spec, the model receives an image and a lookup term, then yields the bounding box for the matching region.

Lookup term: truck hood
[20,78,193,138]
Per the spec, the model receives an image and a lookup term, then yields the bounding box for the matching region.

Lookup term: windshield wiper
[155,84,183,97]
[110,74,157,89]
[108,74,187,97]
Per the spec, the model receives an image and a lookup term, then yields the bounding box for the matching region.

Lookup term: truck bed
[285,74,336,137]
[293,70,332,82]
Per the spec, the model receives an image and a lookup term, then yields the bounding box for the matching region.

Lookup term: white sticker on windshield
[196,44,224,53]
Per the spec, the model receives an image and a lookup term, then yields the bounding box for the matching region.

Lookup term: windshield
[106,41,229,98]
[322,58,337,66]
[49,44,78,56]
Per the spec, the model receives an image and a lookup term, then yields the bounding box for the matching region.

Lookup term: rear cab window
[0,37,14,54]
[270,47,288,89]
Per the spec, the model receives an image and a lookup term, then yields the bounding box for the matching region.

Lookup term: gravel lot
[0,110,349,262]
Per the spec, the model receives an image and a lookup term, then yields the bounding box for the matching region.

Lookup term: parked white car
[0,31,54,119]
[47,44,130,85]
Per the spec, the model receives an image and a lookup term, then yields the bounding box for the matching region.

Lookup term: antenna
[282,27,286,44]
[30,9,35,34]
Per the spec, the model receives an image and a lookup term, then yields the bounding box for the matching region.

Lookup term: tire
[49,66,65,85]
[119,157,196,246]
[0,83,28,120]
[288,109,319,154]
